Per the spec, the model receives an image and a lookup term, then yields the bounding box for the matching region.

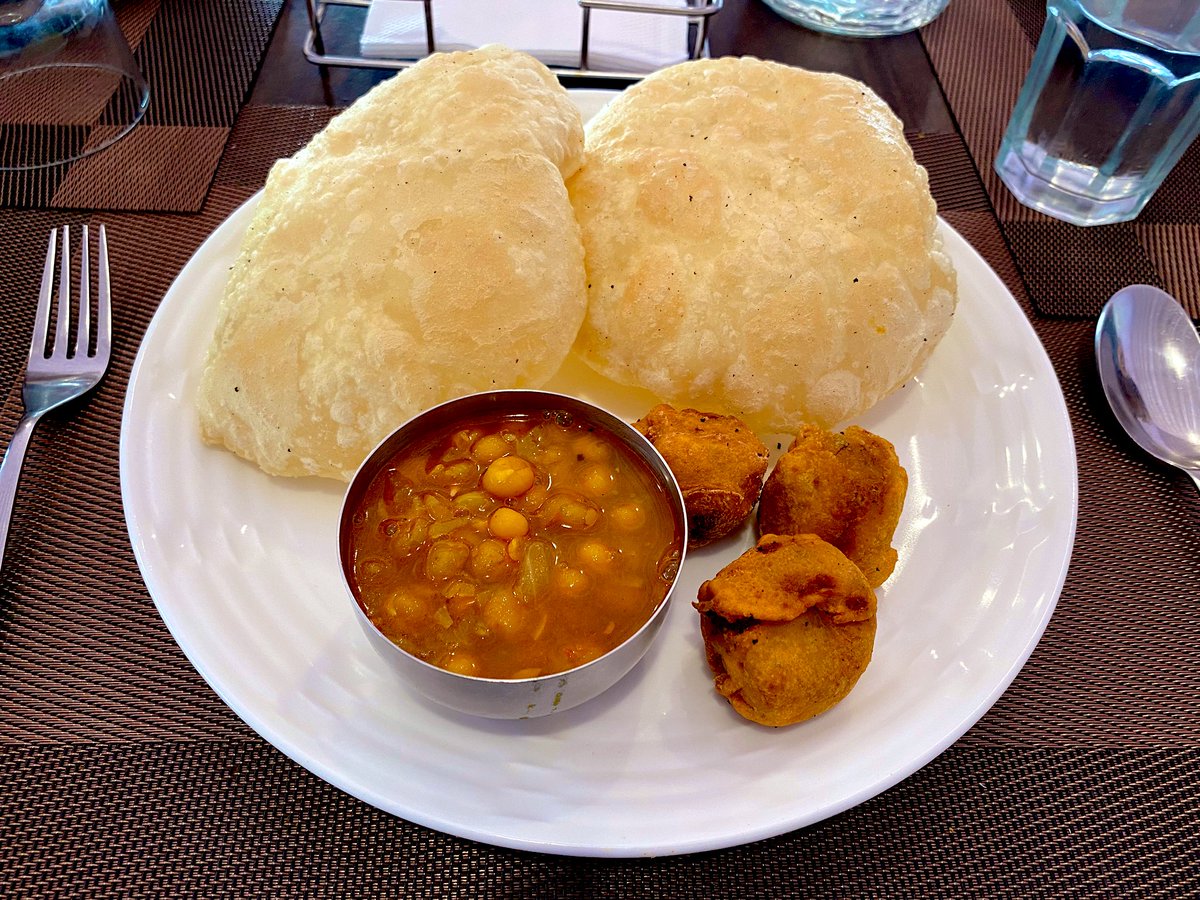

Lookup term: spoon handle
[1188,469,1200,496]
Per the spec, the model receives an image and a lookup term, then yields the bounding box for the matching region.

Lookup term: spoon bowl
[1095,285,1200,492]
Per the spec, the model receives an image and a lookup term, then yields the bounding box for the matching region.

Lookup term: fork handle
[0,412,43,574]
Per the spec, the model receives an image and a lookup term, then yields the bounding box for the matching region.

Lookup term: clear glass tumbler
[995,0,1200,226]
[760,0,951,37]
[0,0,149,170]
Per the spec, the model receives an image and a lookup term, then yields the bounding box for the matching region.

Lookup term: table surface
[2,0,1198,896]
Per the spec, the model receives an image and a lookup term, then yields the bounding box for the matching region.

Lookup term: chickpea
[517,481,548,511]
[383,588,430,625]
[611,502,646,531]
[471,434,510,464]
[579,463,614,498]
[572,434,611,462]
[458,524,486,549]
[425,539,470,580]
[554,566,589,595]
[578,539,615,570]
[506,535,526,562]
[559,500,599,529]
[481,588,526,635]
[470,538,511,581]
[482,456,536,498]
[538,494,566,523]
[488,507,529,540]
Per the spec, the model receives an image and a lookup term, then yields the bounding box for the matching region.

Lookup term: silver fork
[0,225,112,573]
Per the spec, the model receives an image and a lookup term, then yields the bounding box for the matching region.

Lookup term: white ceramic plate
[121,91,1077,857]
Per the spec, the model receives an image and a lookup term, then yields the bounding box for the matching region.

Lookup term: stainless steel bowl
[338,390,688,719]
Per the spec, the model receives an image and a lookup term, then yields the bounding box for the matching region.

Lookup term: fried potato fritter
[757,425,907,588]
[696,534,876,727]
[633,404,770,547]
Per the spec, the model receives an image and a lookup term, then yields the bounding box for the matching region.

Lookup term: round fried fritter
[695,534,876,727]
[758,425,907,588]
[568,56,957,432]
[634,404,769,547]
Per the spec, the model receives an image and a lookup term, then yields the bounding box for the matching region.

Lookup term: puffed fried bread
[569,56,957,432]
[197,46,587,480]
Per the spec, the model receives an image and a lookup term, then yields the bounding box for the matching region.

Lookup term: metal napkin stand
[303,0,724,82]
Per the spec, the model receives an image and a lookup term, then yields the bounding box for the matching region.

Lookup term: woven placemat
[2,742,1197,896]
[3,19,1200,892]
[0,101,344,748]
[0,0,283,213]
[922,0,1200,318]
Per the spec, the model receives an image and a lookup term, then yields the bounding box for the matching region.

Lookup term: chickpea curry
[347,410,682,680]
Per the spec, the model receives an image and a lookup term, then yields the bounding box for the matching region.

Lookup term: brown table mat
[922,0,1200,318]
[2,1,1200,893]
[3,743,1197,897]
[0,0,283,213]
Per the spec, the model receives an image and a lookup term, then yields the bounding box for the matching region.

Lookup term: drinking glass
[0,0,149,170]
[995,0,1200,226]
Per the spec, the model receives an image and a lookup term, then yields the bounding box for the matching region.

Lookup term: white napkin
[361,0,694,73]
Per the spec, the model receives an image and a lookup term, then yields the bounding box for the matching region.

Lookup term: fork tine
[29,228,57,361]
[52,225,70,358]
[76,225,91,359]
[95,224,111,362]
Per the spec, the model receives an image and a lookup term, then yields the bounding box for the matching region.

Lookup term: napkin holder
[302,0,723,82]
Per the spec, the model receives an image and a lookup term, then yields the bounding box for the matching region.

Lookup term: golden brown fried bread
[758,425,907,588]
[696,534,876,727]
[197,47,586,480]
[633,404,769,546]
[569,56,956,432]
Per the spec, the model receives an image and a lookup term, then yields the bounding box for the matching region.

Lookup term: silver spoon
[1096,284,1200,492]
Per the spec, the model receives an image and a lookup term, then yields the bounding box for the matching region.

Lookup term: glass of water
[995,0,1200,227]
[0,0,149,170]
[760,0,951,37]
